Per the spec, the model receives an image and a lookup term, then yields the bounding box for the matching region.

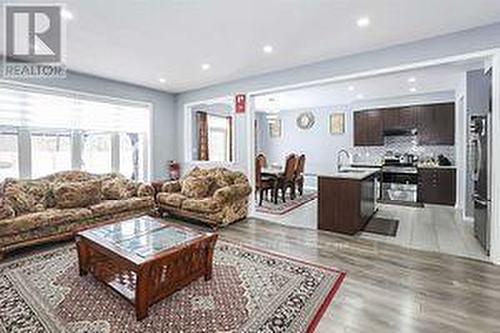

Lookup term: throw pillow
[181,176,212,199]
[54,180,102,209]
[3,180,48,215]
[101,179,131,200]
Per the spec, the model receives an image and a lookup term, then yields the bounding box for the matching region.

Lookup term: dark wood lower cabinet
[318,173,377,235]
[418,168,456,206]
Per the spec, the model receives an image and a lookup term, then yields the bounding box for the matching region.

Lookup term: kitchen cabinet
[353,110,384,146]
[418,168,456,206]
[417,103,455,145]
[318,171,378,235]
[354,102,455,146]
[383,106,417,130]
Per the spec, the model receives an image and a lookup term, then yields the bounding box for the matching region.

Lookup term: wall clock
[296,112,315,130]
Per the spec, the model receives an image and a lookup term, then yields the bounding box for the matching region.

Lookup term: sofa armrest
[137,183,155,197]
[160,180,182,194]
[0,199,15,220]
[213,184,251,204]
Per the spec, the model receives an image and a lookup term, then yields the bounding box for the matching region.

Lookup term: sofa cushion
[3,180,49,214]
[0,207,93,236]
[101,178,131,200]
[181,176,212,199]
[182,198,221,213]
[182,198,222,214]
[157,193,187,208]
[89,197,153,216]
[53,180,102,209]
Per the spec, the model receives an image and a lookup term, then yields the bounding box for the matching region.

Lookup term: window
[0,131,19,181]
[82,133,112,174]
[31,131,71,178]
[0,84,151,180]
[120,133,146,181]
[207,115,232,162]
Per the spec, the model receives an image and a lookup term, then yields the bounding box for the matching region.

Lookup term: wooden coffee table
[75,216,218,320]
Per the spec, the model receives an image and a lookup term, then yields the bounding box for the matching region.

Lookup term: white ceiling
[254,62,483,111]
[2,0,500,92]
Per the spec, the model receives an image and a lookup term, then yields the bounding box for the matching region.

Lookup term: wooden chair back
[283,154,298,181]
[296,154,306,177]
[256,153,267,168]
[255,155,265,187]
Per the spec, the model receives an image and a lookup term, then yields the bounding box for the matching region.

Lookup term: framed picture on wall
[269,119,282,138]
[329,113,345,134]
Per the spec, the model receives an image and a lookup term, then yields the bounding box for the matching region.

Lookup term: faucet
[337,149,350,172]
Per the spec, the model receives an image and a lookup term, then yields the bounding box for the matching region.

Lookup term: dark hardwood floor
[218,218,500,333]
[4,216,500,332]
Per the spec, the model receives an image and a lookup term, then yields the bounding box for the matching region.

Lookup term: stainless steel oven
[381,166,418,203]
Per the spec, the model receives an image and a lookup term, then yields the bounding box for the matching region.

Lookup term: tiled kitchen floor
[253,199,488,261]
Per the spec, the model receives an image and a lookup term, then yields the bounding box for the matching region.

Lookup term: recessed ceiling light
[158,78,166,83]
[348,85,355,91]
[356,17,370,28]
[408,77,417,83]
[201,63,211,71]
[409,87,417,93]
[263,45,273,54]
[61,9,73,20]
[356,93,364,99]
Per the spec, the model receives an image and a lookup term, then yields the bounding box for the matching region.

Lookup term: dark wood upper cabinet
[354,102,455,147]
[354,110,384,146]
[417,103,455,145]
[383,107,417,130]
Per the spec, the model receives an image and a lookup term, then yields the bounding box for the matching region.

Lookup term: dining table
[261,166,283,177]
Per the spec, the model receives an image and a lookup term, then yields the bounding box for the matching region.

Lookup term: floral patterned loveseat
[0,171,154,259]
[156,167,251,228]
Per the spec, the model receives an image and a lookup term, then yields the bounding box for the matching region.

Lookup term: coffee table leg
[135,265,151,320]
[76,237,89,276]
[205,241,215,281]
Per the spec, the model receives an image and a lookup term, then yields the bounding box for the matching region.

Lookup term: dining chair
[275,153,298,203]
[256,153,267,168]
[255,155,275,205]
[295,154,306,196]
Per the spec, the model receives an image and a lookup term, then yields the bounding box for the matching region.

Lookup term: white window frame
[184,96,236,165]
[0,81,153,181]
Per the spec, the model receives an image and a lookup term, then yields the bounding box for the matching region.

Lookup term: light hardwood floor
[219,218,500,333]
[254,199,488,261]
[4,216,500,332]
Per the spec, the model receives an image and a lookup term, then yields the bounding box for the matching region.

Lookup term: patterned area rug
[0,240,345,333]
[256,190,317,215]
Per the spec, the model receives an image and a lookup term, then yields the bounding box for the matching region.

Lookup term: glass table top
[88,216,200,258]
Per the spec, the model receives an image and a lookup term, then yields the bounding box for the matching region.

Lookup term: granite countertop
[350,162,383,168]
[318,167,380,180]
[417,165,456,169]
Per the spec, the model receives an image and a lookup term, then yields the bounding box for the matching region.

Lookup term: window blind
[0,84,150,133]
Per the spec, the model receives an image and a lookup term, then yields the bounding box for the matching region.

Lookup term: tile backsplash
[351,135,455,164]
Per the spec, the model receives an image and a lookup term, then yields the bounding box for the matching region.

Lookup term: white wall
[257,105,351,175]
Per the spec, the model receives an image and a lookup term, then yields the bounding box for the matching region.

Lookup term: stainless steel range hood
[383,128,417,136]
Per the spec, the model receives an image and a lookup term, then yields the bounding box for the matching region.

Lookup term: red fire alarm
[235,94,246,113]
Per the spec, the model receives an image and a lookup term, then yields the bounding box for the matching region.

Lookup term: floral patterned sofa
[156,167,251,228]
[0,171,154,259]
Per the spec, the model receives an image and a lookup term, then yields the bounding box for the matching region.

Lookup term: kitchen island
[318,168,379,235]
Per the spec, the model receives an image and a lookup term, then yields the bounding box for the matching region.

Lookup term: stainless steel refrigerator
[471,114,491,252]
